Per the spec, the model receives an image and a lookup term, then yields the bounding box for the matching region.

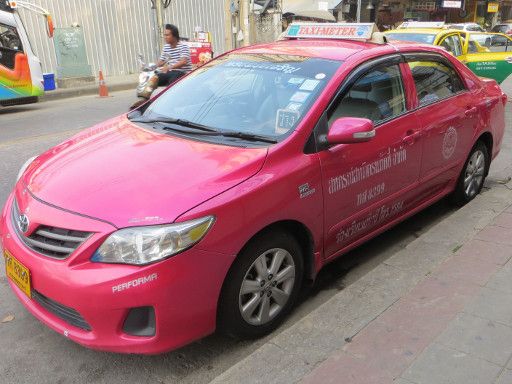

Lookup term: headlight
[16,156,36,182]
[91,216,215,265]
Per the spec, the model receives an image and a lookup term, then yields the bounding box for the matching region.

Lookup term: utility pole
[154,0,164,51]
[356,0,362,22]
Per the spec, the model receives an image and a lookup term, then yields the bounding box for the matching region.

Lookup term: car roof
[234,38,397,61]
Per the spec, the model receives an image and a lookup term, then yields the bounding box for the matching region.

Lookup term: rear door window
[408,60,465,106]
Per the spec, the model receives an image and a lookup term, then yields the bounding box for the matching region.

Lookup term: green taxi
[385,22,512,84]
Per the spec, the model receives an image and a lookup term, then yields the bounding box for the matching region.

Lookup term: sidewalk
[211,178,512,384]
[40,74,138,102]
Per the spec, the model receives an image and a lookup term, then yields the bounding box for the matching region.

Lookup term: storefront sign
[442,0,462,8]
[412,1,436,11]
[488,2,499,12]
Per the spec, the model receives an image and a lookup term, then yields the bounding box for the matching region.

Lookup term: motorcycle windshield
[142,53,341,142]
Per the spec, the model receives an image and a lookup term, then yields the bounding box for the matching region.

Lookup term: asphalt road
[0,89,509,384]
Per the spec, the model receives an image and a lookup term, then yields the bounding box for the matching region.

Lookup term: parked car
[491,23,512,35]
[448,23,484,32]
[385,24,512,83]
[1,22,506,354]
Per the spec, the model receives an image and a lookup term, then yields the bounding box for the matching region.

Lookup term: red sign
[184,41,213,66]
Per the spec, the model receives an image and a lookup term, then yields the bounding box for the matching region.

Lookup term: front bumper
[1,191,232,354]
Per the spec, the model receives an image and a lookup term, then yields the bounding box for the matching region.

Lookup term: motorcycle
[135,53,163,99]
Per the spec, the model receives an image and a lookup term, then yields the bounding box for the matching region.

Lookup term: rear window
[385,33,436,44]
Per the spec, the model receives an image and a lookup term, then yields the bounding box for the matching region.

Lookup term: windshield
[141,53,340,143]
[386,33,436,44]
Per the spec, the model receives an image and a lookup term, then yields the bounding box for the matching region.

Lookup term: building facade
[17,0,227,77]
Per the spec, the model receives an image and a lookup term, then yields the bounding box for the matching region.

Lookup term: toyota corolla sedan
[1,23,506,354]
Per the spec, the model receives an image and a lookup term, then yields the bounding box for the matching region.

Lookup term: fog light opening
[122,306,156,337]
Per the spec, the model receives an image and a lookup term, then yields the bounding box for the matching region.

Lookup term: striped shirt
[160,42,193,72]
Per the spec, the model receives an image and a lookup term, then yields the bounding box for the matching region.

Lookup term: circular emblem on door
[17,214,30,233]
[442,127,458,160]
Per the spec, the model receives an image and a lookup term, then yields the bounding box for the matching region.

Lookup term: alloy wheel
[464,149,485,199]
[238,248,295,326]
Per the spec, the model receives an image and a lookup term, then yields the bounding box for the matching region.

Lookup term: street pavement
[0,79,511,384]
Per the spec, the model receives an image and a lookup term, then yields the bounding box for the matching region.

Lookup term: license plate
[4,250,31,298]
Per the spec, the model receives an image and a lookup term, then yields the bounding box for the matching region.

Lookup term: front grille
[32,290,91,331]
[12,199,92,259]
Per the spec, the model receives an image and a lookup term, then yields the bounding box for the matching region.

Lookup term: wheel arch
[217,219,316,301]
[238,220,316,282]
[215,219,317,333]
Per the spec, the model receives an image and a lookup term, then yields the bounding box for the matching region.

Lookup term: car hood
[22,116,268,228]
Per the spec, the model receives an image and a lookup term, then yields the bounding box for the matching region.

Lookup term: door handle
[402,130,421,145]
[465,106,477,116]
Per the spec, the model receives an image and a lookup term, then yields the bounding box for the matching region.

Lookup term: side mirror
[326,117,375,145]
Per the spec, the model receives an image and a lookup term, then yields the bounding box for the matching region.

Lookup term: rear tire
[451,141,489,206]
[218,230,304,339]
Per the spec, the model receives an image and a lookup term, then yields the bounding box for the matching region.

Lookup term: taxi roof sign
[284,23,377,41]
[398,21,445,29]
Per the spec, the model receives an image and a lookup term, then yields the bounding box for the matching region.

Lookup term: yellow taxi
[385,22,512,83]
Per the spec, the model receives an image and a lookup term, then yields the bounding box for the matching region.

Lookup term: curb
[40,80,137,102]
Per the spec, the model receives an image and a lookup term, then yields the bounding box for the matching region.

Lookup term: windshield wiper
[131,117,218,132]
[132,116,277,143]
[220,131,277,144]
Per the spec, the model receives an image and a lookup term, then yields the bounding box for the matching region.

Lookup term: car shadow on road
[0,106,37,115]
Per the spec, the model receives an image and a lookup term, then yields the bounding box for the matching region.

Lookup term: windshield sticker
[288,77,305,85]
[300,79,320,91]
[336,201,404,244]
[225,61,301,74]
[290,91,310,103]
[276,109,300,134]
[329,146,407,194]
[286,102,302,111]
[442,127,458,160]
[315,73,326,80]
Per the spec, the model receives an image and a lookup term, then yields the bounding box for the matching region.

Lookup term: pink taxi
[0,23,506,354]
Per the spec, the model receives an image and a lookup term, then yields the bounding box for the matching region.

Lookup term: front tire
[218,230,304,339]
[451,141,489,206]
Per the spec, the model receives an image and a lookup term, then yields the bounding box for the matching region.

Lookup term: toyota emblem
[17,214,29,233]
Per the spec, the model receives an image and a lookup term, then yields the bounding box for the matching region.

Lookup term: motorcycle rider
[131,24,192,108]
